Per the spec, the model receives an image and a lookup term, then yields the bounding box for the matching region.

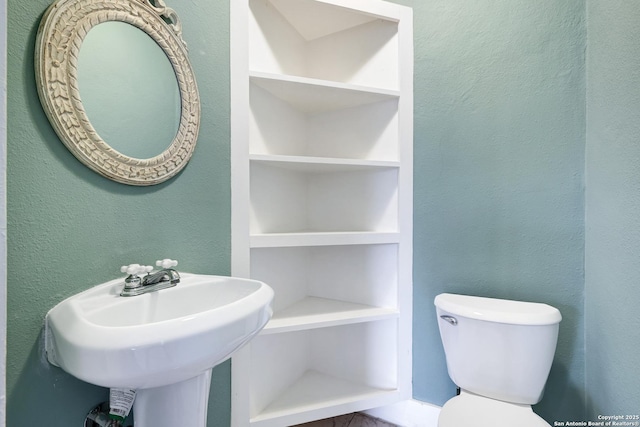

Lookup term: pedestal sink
[45,271,274,427]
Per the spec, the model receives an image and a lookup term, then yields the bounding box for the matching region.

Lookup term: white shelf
[250,154,400,172]
[250,370,399,427]
[250,231,400,248]
[263,296,398,334]
[250,71,399,113]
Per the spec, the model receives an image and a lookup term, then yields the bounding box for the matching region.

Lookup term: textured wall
[585,0,640,419]
[389,0,587,422]
[1,0,7,422]
[6,0,231,425]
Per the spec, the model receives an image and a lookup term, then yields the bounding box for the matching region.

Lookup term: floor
[292,412,399,427]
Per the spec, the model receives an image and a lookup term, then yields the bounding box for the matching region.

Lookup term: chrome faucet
[120,259,180,297]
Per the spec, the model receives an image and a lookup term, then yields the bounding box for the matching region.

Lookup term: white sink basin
[45,273,274,390]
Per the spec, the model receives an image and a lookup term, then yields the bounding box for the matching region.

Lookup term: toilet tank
[434,293,561,405]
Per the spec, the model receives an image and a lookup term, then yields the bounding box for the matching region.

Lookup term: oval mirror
[34,0,200,186]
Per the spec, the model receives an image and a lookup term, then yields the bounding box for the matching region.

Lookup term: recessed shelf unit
[231,0,413,425]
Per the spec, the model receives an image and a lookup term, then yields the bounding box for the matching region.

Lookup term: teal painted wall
[0,0,6,420]
[585,0,640,419]
[388,0,587,422]
[7,0,232,425]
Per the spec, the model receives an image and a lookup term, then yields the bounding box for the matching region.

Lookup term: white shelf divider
[250,231,400,248]
[250,71,399,113]
[250,154,400,172]
[263,296,399,334]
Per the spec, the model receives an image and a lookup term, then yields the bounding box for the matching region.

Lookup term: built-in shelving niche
[231,0,412,426]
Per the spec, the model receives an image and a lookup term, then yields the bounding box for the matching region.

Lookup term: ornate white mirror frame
[35,0,200,186]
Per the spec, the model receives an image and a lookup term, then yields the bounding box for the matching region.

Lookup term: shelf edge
[250,232,401,248]
[250,70,400,98]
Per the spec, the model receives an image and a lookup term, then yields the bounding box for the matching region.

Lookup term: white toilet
[434,293,562,427]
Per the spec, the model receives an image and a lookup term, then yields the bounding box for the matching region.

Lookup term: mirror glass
[77,22,181,159]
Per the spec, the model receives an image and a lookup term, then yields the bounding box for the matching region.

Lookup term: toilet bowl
[438,390,551,427]
[434,293,561,427]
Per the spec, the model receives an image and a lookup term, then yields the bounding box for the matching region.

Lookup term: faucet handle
[156,259,178,269]
[120,264,150,276]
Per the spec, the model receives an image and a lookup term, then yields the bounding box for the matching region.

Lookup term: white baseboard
[364,399,441,427]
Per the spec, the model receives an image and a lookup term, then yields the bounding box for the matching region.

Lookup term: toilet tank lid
[434,293,562,325]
